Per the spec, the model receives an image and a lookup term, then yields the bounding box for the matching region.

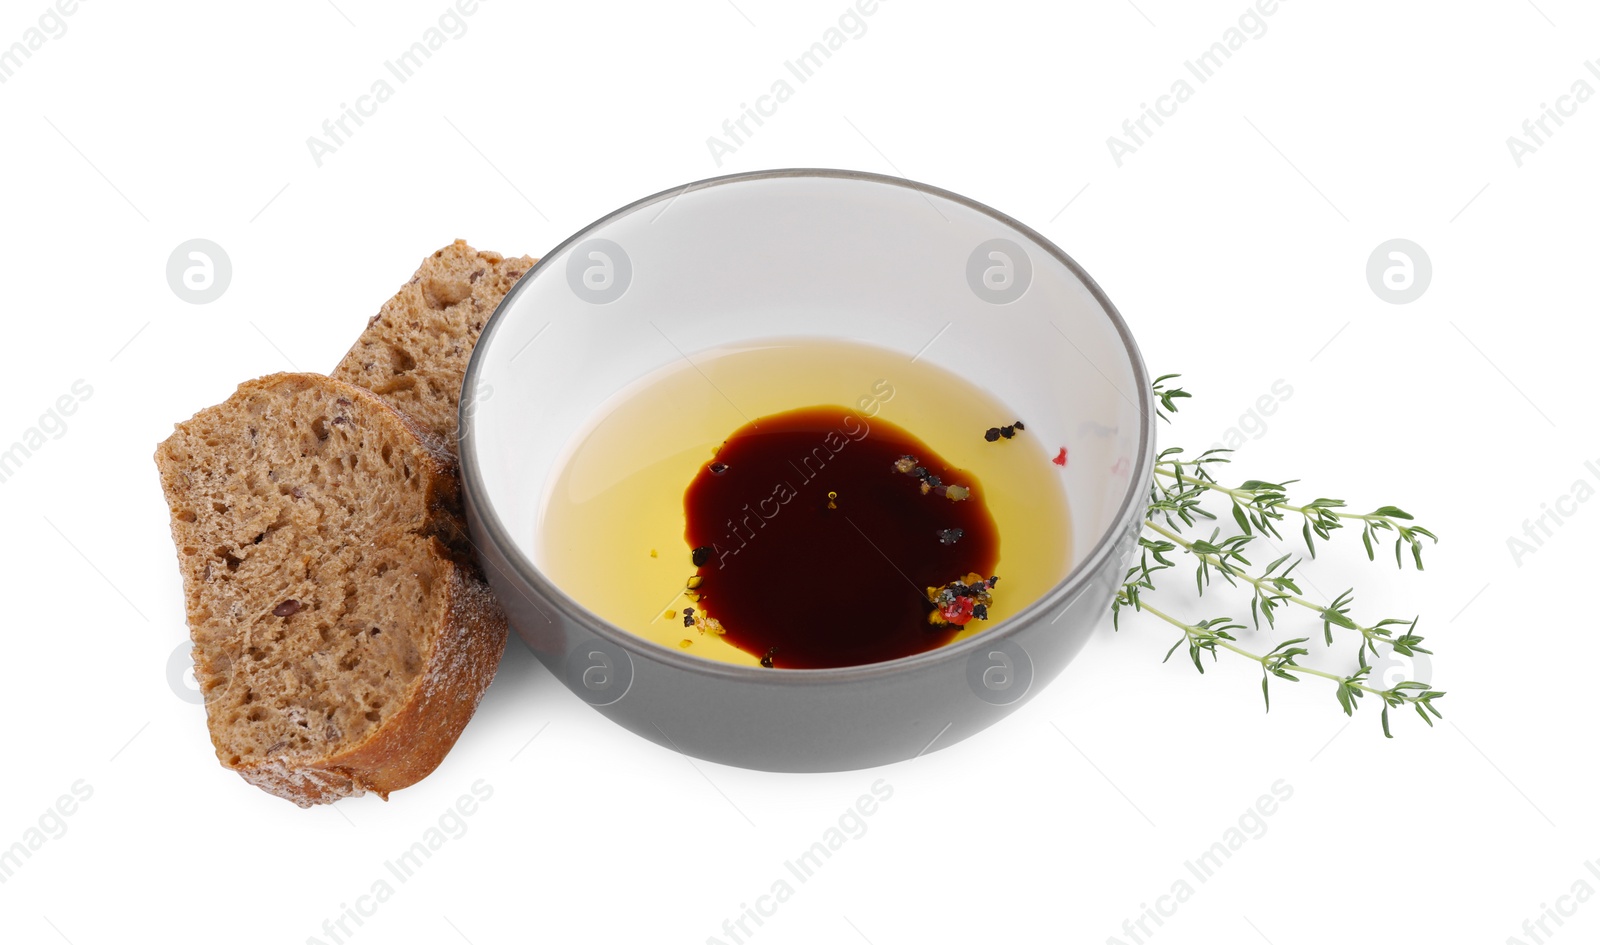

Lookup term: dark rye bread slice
[154,373,507,807]
[332,240,537,454]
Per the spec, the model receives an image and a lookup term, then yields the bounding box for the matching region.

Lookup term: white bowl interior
[467,172,1146,603]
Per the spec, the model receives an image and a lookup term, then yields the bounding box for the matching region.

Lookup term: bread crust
[234,557,507,805]
[155,373,507,807]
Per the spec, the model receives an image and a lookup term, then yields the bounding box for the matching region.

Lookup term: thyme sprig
[1150,456,1437,568]
[1116,377,1444,736]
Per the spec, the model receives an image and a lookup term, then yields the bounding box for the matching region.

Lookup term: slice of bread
[154,373,507,807]
[332,240,536,454]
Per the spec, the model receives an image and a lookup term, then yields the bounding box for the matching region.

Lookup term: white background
[0,1,1595,943]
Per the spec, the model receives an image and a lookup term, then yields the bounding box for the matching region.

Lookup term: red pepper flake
[940,596,977,626]
[926,572,998,627]
[1052,447,1068,466]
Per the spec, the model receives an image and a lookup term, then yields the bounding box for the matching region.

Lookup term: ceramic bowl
[459,168,1154,771]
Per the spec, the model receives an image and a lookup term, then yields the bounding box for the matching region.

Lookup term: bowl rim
[459,167,1156,685]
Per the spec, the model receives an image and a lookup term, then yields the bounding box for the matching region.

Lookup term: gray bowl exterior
[466,491,1142,773]
[458,168,1156,772]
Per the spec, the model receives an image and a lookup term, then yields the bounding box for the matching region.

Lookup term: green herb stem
[1158,466,1420,527]
[1118,593,1434,707]
[1133,375,1443,735]
[1155,468,1409,528]
[1140,518,1386,646]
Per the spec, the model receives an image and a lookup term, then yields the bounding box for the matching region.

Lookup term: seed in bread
[332,240,536,454]
[154,373,507,807]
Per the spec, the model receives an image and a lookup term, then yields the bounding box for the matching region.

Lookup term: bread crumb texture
[154,373,507,807]
[332,239,537,454]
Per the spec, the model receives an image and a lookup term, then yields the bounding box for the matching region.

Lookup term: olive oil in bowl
[537,338,1074,669]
